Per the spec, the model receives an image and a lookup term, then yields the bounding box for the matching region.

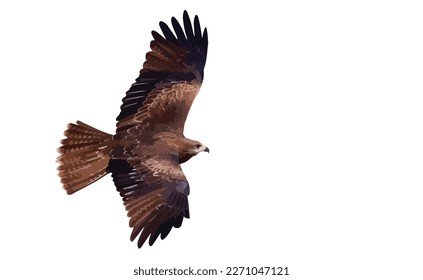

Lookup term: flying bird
[57,11,208,249]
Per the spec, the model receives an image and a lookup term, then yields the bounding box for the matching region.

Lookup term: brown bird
[57,11,208,249]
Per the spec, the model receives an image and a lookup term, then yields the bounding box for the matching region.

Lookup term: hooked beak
[204,147,210,153]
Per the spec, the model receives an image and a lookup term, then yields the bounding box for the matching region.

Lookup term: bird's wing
[115,11,208,138]
[108,151,190,248]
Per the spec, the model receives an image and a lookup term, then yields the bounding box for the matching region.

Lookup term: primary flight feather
[57,11,208,249]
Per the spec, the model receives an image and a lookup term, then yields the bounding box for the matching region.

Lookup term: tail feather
[57,121,113,194]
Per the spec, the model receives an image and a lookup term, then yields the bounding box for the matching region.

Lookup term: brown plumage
[57,11,208,249]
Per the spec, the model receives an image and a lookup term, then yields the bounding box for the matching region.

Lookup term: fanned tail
[57,121,113,194]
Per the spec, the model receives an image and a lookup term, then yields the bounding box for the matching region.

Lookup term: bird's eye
[196,144,202,148]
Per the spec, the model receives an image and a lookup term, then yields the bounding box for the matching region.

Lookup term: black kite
[57,11,208,249]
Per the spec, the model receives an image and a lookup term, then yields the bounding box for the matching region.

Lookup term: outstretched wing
[115,11,208,137]
[108,153,190,248]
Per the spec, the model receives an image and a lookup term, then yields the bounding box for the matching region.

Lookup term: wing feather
[194,15,202,41]
[183,11,194,42]
[171,17,187,41]
[115,11,208,136]
[108,153,190,249]
[159,21,177,42]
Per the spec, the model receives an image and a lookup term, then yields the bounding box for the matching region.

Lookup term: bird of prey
[57,11,208,249]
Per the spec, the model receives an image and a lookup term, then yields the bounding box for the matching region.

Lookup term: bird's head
[155,133,209,163]
[190,140,210,155]
[177,138,209,163]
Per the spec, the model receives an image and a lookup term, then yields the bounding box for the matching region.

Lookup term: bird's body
[57,11,208,249]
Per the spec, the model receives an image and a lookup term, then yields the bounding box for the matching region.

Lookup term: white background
[1,0,423,279]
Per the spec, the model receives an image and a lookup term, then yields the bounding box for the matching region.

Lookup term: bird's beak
[204,147,210,153]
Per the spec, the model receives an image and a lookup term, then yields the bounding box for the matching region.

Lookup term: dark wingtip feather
[130,224,143,242]
[193,15,202,41]
[160,222,173,240]
[177,215,185,228]
[137,228,151,248]
[203,28,208,54]
[171,16,186,41]
[151,30,165,42]
[183,11,194,41]
[149,230,161,246]
[203,28,208,42]
[159,21,177,41]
